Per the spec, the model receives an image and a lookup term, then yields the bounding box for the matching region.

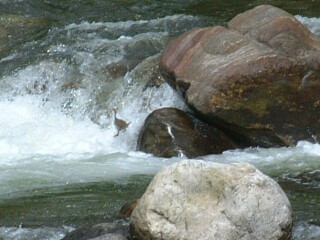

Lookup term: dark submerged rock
[0,15,51,59]
[137,107,237,158]
[118,199,139,218]
[159,5,320,147]
[61,221,128,240]
[105,38,165,79]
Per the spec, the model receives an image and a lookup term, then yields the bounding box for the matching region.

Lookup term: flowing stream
[0,1,320,239]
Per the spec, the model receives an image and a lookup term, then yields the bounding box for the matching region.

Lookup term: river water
[0,1,319,239]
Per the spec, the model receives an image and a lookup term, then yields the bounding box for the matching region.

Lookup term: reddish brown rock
[159,5,320,146]
[228,5,320,55]
[137,108,238,158]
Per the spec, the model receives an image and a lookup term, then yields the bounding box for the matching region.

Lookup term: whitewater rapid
[0,13,319,198]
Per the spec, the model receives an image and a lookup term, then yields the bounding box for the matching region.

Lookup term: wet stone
[137,107,238,158]
[159,5,320,147]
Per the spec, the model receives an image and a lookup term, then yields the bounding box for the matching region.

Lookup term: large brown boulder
[130,160,292,240]
[228,5,320,56]
[159,5,320,146]
[137,107,237,158]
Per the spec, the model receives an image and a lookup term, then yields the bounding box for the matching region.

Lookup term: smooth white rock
[130,160,292,240]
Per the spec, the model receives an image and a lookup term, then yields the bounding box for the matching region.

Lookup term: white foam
[201,141,320,176]
[296,140,320,156]
[0,225,71,240]
[293,221,320,240]
[1,87,320,193]
[295,15,320,35]
[0,56,186,164]
[64,14,201,34]
[0,95,117,161]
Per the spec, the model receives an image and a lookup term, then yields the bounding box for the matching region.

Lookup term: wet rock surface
[118,199,139,218]
[137,107,238,158]
[0,15,51,59]
[159,5,320,146]
[61,221,129,240]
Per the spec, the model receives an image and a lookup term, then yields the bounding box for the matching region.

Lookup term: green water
[1,175,319,228]
[0,175,152,228]
[1,0,318,23]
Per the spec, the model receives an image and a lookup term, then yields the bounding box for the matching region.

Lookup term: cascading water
[0,1,319,239]
[0,12,206,239]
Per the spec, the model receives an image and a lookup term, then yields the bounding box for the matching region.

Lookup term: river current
[0,1,319,239]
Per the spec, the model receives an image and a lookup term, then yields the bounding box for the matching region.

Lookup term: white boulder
[130,160,292,240]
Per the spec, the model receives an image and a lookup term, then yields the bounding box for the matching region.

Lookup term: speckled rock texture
[130,160,292,240]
